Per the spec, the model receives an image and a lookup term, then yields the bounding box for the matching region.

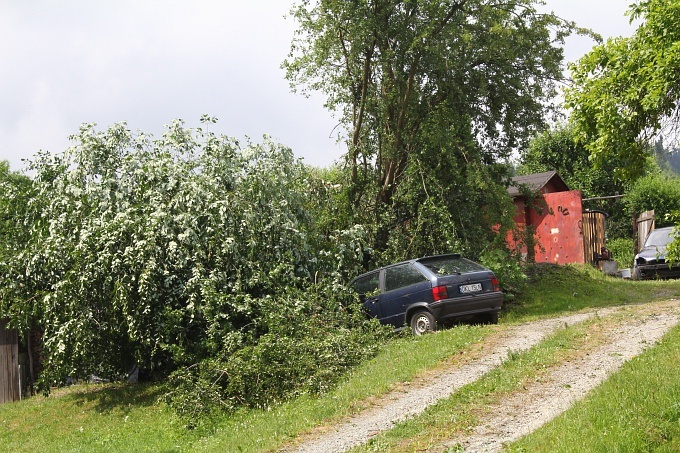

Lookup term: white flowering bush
[0,120,381,401]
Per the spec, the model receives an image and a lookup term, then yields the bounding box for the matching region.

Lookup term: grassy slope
[503,263,680,322]
[0,325,493,452]
[505,266,680,452]
[1,264,679,452]
[349,265,680,452]
[0,384,191,452]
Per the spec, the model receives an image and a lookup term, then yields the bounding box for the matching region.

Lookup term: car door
[352,271,382,319]
[380,263,431,327]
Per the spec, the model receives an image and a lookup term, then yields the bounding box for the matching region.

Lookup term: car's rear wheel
[488,311,499,324]
[410,311,435,335]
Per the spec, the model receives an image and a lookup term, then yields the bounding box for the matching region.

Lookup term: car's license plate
[460,283,482,293]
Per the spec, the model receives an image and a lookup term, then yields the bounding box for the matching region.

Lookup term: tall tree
[284,0,576,255]
[0,161,36,329]
[565,0,680,181]
[519,124,633,198]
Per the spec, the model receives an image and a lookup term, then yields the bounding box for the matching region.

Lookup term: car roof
[649,226,674,233]
[350,253,463,282]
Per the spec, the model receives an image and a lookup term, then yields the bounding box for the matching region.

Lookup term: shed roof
[507,171,570,198]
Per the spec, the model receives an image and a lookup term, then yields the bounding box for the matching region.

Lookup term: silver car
[633,226,680,280]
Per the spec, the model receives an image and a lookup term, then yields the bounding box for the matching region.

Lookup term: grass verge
[503,263,680,322]
[0,324,492,452]
[0,383,193,452]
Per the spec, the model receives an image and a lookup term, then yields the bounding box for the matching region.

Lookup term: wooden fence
[635,210,655,253]
[0,318,19,403]
[582,210,607,267]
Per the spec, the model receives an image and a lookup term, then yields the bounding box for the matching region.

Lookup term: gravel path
[283,301,680,453]
[444,304,680,452]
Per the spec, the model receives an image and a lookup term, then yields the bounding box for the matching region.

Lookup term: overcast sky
[1,1,638,171]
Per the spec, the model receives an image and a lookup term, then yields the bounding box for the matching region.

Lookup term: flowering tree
[1,120,375,391]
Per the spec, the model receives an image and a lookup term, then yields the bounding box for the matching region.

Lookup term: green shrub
[607,237,635,269]
[626,173,680,228]
[163,286,390,425]
[479,248,527,301]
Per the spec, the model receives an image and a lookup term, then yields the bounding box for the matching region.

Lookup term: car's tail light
[432,285,449,301]
[491,276,500,292]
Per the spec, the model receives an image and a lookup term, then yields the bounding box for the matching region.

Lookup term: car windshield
[644,229,676,248]
[418,256,485,276]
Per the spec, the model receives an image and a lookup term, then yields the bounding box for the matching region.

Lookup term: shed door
[583,211,607,266]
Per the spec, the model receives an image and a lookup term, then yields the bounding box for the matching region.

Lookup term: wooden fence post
[0,319,20,403]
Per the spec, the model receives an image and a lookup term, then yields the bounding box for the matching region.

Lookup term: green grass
[503,263,680,322]
[0,383,196,452]
[350,313,621,452]
[343,265,680,452]
[0,325,493,452]
[2,264,680,452]
[174,324,492,452]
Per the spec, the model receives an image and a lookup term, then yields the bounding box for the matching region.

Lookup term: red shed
[507,171,585,265]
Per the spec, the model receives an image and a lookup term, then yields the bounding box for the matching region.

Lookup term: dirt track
[283,300,680,453]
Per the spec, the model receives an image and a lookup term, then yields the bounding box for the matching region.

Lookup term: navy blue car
[350,254,503,335]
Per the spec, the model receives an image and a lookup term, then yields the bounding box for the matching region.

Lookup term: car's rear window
[418,256,486,276]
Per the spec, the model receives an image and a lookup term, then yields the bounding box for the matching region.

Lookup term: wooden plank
[635,210,655,253]
[0,319,20,403]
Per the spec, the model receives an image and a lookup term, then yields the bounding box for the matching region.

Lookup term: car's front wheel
[410,311,435,335]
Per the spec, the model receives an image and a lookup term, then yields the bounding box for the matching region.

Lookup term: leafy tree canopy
[284,0,578,259]
[565,0,680,181]
[626,172,680,229]
[518,124,631,199]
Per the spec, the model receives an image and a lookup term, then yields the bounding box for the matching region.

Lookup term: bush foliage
[163,286,389,424]
[626,173,680,228]
[0,121,384,402]
[607,237,635,270]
